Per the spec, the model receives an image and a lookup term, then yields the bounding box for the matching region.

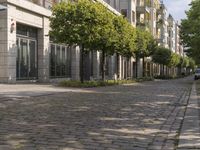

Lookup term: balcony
[136,5,150,14]
[25,0,54,10]
[136,22,150,31]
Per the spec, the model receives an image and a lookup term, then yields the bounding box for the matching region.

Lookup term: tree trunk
[80,44,84,83]
[101,50,106,81]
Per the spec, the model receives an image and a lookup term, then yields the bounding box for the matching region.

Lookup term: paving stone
[0,77,194,149]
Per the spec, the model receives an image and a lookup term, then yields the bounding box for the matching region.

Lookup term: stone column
[38,17,50,82]
[0,8,8,83]
[130,57,134,79]
[92,51,100,80]
[71,45,80,80]
[108,55,116,79]
[121,56,124,79]
[137,58,143,78]
[0,5,17,83]
[118,55,122,80]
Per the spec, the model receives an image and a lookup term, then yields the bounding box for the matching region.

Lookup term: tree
[182,57,189,68]
[135,29,146,78]
[89,2,118,81]
[50,0,103,82]
[112,16,136,79]
[180,0,200,64]
[144,33,157,77]
[152,47,171,75]
[167,53,180,76]
[146,35,158,57]
[113,16,136,57]
[135,29,155,77]
[188,58,196,70]
[168,53,180,68]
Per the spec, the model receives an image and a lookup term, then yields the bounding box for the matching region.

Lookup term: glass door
[16,37,37,80]
[29,40,37,78]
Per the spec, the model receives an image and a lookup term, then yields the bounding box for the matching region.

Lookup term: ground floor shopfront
[0,0,164,83]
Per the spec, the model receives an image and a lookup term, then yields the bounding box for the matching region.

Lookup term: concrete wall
[0,0,51,83]
[0,8,8,82]
[38,17,50,82]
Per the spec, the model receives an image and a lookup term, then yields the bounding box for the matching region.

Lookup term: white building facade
[0,0,185,83]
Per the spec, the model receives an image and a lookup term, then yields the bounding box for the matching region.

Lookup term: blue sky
[163,0,191,22]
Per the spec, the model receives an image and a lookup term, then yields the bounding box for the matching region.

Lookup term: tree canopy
[168,53,180,67]
[112,16,136,57]
[50,0,180,80]
[152,47,171,66]
[50,0,103,49]
[50,0,138,81]
[180,0,200,64]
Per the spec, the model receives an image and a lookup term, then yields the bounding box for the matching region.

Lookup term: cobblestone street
[0,77,198,150]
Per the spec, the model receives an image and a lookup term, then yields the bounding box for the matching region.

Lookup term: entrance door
[16,38,37,80]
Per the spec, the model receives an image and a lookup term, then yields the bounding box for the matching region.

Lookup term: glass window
[114,0,117,9]
[105,57,109,76]
[16,38,20,78]
[17,25,28,36]
[50,44,56,77]
[17,24,37,38]
[121,9,128,18]
[50,43,71,78]
[56,45,61,77]
[66,47,71,77]
[61,47,66,76]
[29,40,37,77]
[196,69,200,73]
[132,11,135,23]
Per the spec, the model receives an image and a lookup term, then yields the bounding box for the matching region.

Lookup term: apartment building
[0,0,52,83]
[156,3,168,48]
[175,23,184,56]
[136,0,160,37]
[0,0,185,83]
[136,0,161,77]
[103,0,136,25]
[0,0,134,83]
[168,14,176,53]
[103,0,138,79]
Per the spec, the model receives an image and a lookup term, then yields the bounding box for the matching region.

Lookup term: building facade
[156,3,168,48]
[0,0,53,83]
[168,14,176,53]
[0,0,185,83]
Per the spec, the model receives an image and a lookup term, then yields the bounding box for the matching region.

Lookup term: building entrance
[16,24,38,80]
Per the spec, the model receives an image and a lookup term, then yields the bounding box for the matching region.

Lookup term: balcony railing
[26,0,55,10]
[137,0,151,7]
[136,22,150,31]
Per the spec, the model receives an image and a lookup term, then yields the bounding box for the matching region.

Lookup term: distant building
[168,14,176,53]
[156,3,169,48]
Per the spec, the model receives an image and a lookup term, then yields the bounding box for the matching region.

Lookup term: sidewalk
[177,82,200,149]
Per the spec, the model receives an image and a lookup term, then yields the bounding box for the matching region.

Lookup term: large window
[17,24,37,38]
[121,9,128,18]
[50,43,71,78]
[16,24,38,80]
[132,11,135,23]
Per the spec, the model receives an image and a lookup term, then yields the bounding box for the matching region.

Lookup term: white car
[194,68,200,80]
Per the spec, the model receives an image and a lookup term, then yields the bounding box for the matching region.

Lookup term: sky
[163,0,191,22]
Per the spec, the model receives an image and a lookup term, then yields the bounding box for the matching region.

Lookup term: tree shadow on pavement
[0,78,192,150]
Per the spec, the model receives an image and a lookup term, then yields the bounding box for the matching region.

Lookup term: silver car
[194,68,200,80]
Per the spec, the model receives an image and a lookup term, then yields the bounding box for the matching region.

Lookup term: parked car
[194,68,200,80]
